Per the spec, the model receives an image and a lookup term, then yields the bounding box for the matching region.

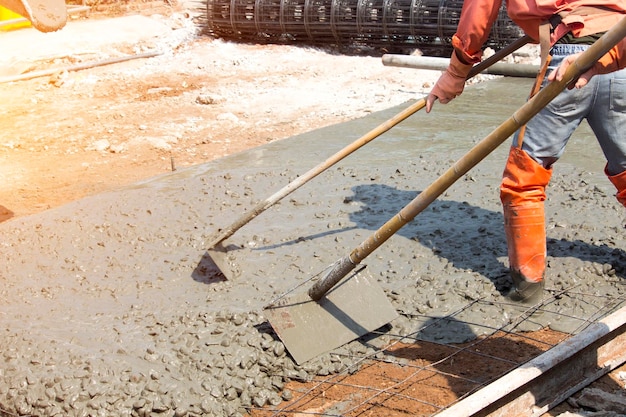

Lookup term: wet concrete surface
[1,77,625,416]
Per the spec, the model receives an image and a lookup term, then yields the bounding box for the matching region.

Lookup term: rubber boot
[606,166,626,208]
[500,147,552,305]
[503,204,546,304]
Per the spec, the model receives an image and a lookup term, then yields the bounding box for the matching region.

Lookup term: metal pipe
[382,54,539,78]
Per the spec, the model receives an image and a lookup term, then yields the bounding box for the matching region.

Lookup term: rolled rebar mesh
[206,0,523,51]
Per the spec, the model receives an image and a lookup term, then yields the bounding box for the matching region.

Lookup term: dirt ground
[1,3,624,417]
[0,2,445,221]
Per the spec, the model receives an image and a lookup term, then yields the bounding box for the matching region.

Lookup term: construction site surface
[0,2,625,417]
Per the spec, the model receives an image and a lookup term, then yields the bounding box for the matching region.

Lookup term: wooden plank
[435,305,626,417]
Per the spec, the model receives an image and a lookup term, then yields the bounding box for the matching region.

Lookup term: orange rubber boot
[500,147,552,304]
[503,203,546,303]
[606,166,626,208]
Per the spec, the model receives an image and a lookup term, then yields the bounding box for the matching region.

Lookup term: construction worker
[425,2,626,305]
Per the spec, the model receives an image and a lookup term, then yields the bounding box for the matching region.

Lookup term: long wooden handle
[207,36,532,249]
[308,18,626,301]
[206,98,427,248]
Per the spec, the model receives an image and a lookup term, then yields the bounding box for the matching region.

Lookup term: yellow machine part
[0,0,66,32]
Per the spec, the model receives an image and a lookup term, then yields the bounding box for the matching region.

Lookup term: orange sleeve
[451,0,504,64]
[593,39,626,75]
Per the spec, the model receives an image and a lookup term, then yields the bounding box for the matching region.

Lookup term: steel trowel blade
[264,269,398,365]
[206,243,242,280]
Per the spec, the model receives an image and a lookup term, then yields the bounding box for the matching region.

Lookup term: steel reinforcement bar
[436,305,626,417]
[205,0,523,51]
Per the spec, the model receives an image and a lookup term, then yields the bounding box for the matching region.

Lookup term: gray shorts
[513,43,626,176]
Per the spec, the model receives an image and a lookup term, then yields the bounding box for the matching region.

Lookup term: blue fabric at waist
[550,44,588,56]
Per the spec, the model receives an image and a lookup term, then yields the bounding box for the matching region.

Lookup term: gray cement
[1,78,625,416]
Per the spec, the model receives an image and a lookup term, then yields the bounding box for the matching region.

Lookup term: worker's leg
[584,62,626,207]
[500,44,592,304]
[501,147,551,303]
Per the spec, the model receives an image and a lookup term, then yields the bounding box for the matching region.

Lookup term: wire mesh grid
[205,0,524,51]
[248,288,626,416]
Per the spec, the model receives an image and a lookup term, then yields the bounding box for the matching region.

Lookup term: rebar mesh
[206,0,524,51]
[248,290,626,416]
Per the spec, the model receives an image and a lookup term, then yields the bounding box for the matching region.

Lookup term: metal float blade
[264,269,398,365]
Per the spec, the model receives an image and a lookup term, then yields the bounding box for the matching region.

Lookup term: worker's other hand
[547,52,594,89]
[425,52,473,113]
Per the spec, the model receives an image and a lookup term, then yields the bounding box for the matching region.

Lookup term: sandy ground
[1,5,625,417]
[0,6,448,221]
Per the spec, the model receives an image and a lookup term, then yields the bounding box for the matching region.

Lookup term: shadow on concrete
[191,181,626,293]
[342,183,626,293]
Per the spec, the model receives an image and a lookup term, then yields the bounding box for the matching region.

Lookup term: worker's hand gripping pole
[308,17,626,301]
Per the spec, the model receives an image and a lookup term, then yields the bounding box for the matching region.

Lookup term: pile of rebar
[206,0,523,52]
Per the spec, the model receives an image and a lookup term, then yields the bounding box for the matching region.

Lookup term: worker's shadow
[345,183,626,293]
[346,183,511,293]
